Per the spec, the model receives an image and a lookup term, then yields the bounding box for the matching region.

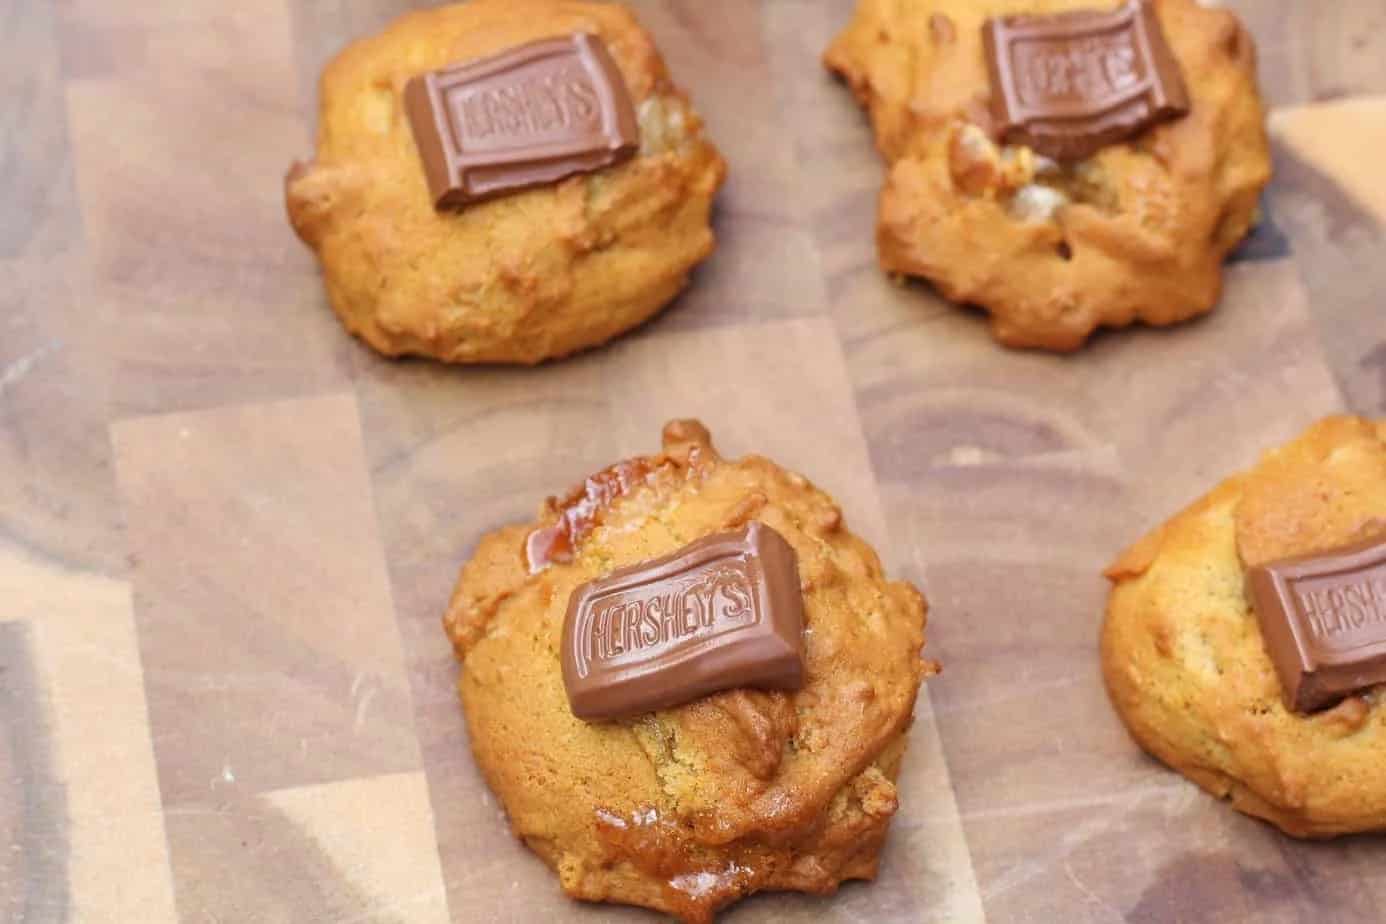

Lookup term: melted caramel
[524,458,656,572]
[593,806,755,920]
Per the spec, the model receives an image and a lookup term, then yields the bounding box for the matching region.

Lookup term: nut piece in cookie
[825,0,1272,351]
[443,420,933,921]
[287,1,726,365]
[1103,417,1386,837]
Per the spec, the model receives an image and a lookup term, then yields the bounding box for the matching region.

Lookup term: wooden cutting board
[2,0,1384,921]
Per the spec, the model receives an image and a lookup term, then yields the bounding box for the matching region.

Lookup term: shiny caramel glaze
[525,458,659,572]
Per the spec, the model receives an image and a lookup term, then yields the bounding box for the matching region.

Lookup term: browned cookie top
[826,0,1271,351]
[444,421,930,921]
[1104,418,1386,838]
[288,1,725,365]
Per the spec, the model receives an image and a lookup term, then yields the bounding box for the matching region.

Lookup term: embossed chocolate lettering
[582,563,758,668]
[451,64,602,143]
[1296,575,1386,640]
[405,33,639,210]
[1248,535,1386,713]
[983,0,1190,161]
[562,522,806,721]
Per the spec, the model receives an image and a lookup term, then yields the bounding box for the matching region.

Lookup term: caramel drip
[593,807,755,920]
[525,459,655,572]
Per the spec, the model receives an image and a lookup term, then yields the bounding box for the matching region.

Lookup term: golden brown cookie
[443,421,931,921]
[287,1,726,365]
[1103,417,1386,838]
[825,0,1272,351]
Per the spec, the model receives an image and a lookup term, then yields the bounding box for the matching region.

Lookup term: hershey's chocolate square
[1248,536,1386,713]
[983,0,1189,161]
[561,522,805,722]
[404,32,639,210]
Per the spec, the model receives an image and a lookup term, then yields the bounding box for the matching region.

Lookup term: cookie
[287,1,726,365]
[443,420,931,921]
[824,0,1272,351]
[1103,417,1386,837]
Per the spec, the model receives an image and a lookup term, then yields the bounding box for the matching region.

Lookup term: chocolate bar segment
[1248,535,1386,713]
[561,522,806,721]
[404,33,640,210]
[983,0,1190,161]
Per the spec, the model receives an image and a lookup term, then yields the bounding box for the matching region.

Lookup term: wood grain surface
[2,0,1384,921]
